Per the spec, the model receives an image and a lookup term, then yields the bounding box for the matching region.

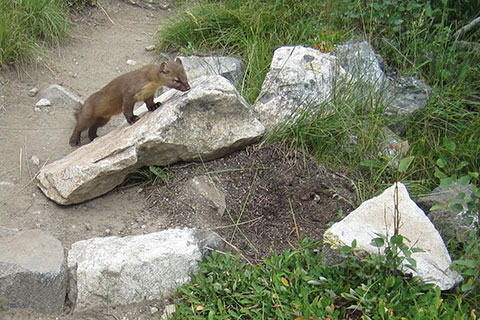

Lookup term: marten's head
[159,58,191,92]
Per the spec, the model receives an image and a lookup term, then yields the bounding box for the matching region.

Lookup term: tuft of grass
[0,0,70,67]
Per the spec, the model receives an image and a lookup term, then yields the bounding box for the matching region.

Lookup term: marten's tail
[73,102,83,120]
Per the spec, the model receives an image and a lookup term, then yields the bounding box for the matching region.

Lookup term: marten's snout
[181,83,191,92]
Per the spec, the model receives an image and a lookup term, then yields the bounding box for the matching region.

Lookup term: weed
[0,0,70,67]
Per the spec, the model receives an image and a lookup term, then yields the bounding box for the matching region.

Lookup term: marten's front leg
[145,96,162,112]
[122,96,139,124]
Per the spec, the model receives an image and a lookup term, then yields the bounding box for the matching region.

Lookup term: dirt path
[0,1,174,318]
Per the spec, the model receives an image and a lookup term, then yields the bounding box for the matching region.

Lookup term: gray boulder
[323,183,461,290]
[336,40,430,134]
[418,182,477,243]
[335,40,386,88]
[0,228,67,313]
[67,228,223,312]
[36,75,265,205]
[178,55,243,87]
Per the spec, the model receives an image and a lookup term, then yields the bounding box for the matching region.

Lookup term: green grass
[0,0,71,67]
[173,240,477,319]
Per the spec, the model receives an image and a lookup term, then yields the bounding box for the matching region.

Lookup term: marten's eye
[173,78,180,83]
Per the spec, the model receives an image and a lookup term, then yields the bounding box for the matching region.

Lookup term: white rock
[35,98,51,107]
[252,46,346,132]
[323,182,462,290]
[28,87,39,97]
[67,229,222,312]
[30,155,40,166]
[126,59,137,66]
[145,44,156,52]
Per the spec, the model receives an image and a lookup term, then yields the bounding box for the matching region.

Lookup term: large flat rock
[36,75,264,205]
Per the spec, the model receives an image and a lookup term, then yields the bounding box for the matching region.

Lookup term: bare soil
[0,1,355,319]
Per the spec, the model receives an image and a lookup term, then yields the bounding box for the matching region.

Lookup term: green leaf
[457,175,471,185]
[461,283,473,292]
[371,237,385,248]
[341,246,351,254]
[436,158,447,168]
[390,234,404,246]
[430,204,445,211]
[360,159,383,169]
[468,171,479,178]
[454,259,478,268]
[385,275,396,288]
[439,177,452,190]
[434,168,447,179]
[443,137,456,152]
[449,203,464,212]
[398,156,414,173]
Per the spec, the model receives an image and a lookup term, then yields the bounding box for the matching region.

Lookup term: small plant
[122,165,173,187]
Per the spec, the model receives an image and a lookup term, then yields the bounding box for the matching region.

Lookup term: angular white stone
[36,75,264,205]
[35,98,51,107]
[323,182,461,290]
[67,229,210,312]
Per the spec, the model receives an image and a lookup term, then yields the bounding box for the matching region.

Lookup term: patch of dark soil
[142,143,356,263]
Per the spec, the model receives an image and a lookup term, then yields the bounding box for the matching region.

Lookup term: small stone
[30,155,40,166]
[145,44,156,52]
[85,223,92,231]
[126,59,137,66]
[161,304,176,320]
[105,229,112,235]
[28,87,39,97]
[35,98,51,107]
[150,306,159,314]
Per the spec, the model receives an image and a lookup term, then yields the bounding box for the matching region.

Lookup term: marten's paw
[147,102,162,112]
[127,115,139,124]
[69,139,79,147]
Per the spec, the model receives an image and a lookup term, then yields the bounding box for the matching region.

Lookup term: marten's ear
[175,58,183,65]
[160,62,169,73]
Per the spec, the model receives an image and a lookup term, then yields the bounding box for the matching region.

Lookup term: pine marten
[69,58,190,147]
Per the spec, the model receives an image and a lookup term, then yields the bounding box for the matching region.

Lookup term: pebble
[161,305,176,320]
[35,98,51,107]
[145,44,156,52]
[126,59,137,66]
[28,87,39,97]
[30,155,40,166]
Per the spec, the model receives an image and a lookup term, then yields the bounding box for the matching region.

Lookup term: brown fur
[69,58,190,147]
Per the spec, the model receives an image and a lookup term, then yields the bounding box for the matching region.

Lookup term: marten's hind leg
[70,114,96,147]
[88,117,110,142]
